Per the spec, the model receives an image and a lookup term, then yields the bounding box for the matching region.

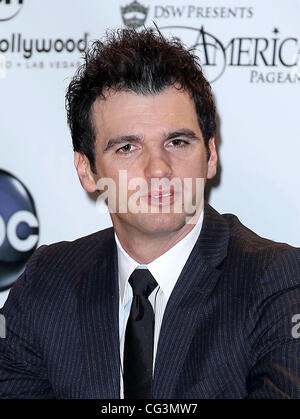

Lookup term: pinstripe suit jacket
[1,203,300,399]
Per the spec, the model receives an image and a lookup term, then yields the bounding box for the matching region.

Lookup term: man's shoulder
[40,226,115,259]
[203,205,300,316]
[222,209,296,256]
[204,203,299,274]
[205,203,297,254]
[215,207,300,287]
[2,227,116,318]
[21,226,116,286]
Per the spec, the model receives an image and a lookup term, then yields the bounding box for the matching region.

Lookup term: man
[0,28,300,399]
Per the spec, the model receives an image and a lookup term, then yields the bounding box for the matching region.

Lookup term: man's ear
[74,152,97,193]
[207,137,218,180]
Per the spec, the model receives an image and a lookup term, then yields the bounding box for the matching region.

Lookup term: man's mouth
[151,192,172,199]
[143,189,176,207]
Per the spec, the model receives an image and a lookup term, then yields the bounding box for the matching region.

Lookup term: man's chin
[121,212,192,236]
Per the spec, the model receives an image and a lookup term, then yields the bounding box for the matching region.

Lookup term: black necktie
[123,269,158,399]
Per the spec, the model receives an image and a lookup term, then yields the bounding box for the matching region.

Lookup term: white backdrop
[0,0,299,306]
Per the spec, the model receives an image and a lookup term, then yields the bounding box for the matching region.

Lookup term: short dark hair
[65,28,216,173]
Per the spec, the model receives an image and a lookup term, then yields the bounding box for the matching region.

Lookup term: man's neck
[113,211,202,264]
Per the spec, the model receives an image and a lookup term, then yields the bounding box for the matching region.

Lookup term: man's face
[77,86,217,237]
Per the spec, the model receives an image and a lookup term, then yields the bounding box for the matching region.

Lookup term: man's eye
[117,144,135,153]
[169,139,189,147]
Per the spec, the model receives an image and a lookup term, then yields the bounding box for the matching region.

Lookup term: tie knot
[129,269,158,298]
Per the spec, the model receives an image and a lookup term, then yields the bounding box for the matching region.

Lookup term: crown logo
[121,1,149,29]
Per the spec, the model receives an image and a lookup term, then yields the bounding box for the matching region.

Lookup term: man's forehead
[92,87,196,123]
[92,86,193,112]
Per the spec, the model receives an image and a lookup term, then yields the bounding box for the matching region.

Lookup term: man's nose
[143,148,172,180]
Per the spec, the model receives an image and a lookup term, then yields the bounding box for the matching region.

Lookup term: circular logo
[0,169,39,291]
[0,0,24,22]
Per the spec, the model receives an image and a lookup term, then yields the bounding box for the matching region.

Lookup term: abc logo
[0,0,24,22]
[0,169,39,291]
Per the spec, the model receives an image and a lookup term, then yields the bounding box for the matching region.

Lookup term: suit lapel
[153,203,230,398]
[77,229,120,399]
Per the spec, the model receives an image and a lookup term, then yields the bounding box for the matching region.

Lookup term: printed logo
[157,26,300,84]
[0,0,24,22]
[121,0,149,29]
[119,3,299,84]
[0,169,39,291]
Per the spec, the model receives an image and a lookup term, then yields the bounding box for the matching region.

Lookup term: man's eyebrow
[103,129,201,152]
[164,129,201,141]
[103,135,143,152]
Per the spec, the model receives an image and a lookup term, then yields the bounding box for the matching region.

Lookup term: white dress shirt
[115,209,204,398]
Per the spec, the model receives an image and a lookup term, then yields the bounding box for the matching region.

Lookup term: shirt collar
[115,233,140,304]
[115,208,204,304]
